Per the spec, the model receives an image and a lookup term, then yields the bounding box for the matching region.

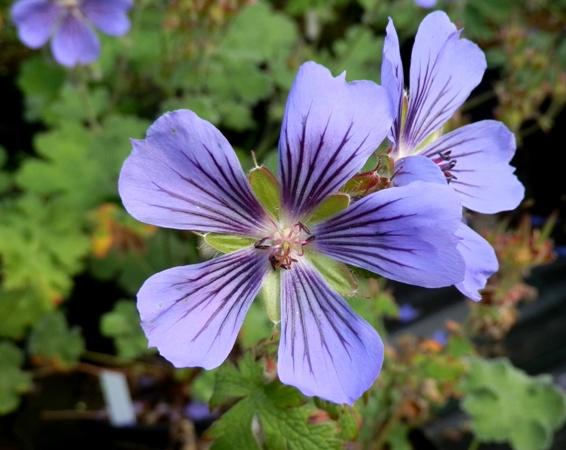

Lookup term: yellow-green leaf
[307,252,356,296]
[249,166,280,219]
[204,233,255,254]
[306,193,350,224]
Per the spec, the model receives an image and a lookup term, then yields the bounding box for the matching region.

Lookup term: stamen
[432,152,458,184]
[255,222,314,270]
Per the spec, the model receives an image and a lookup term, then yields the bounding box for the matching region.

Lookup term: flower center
[431,150,458,183]
[255,223,315,270]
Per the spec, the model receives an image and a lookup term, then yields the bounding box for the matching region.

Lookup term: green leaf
[315,400,360,441]
[210,354,264,407]
[16,115,148,210]
[305,193,350,224]
[100,300,149,361]
[0,288,51,339]
[445,334,475,358]
[0,342,33,415]
[218,3,298,63]
[42,84,110,127]
[17,56,65,122]
[249,166,281,219]
[387,423,412,450]
[204,233,255,254]
[28,312,85,368]
[0,146,10,194]
[0,195,90,303]
[326,26,382,82]
[461,358,566,450]
[191,369,218,403]
[307,252,356,297]
[210,355,340,450]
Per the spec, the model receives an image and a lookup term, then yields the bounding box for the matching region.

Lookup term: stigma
[254,223,314,270]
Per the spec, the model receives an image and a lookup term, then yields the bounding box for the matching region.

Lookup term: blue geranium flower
[118,61,466,404]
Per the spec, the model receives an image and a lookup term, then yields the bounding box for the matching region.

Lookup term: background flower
[381,11,523,300]
[11,0,133,67]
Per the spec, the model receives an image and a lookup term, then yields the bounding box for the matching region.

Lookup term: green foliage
[326,27,382,82]
[100,300,149,361]
[165,2,299,130]
[16,115,148,210]
[386,423,411,450]
[17,56,65,122]
[461,358,566,450]
[0,342,32,415]
[0,146,10,194]
[210,354,340,450]
[0,195,90,305]
[28,312,85,368]
[0,289,49,339]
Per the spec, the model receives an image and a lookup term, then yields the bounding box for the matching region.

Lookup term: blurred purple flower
[431,329,448,345]
[119,61,466,404]
[11,0,133,67]
[184,402,214,422]
[415,0,437,8]
[398,304,420,323]
[382,12,525,300]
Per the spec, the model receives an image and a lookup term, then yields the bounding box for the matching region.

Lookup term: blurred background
[1,0,566,449]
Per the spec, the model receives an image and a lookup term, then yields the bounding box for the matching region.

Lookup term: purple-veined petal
[381,18,404,145]
[313,181,465,288]
[119,110,271,237]
[51,12,100,67]
[392,154,446,186]
[11,0,61,48]
[421,120,524,213]
[81,0,133,36]
[455,224,498,301]
[279,61,392,220]
[138,249,269,369]
[278,261,383,404]
[402,11,486,149]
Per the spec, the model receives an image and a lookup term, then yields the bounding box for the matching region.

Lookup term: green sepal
[342,172,383,197]
[261,270,280,324]
[306,193,350,224]
[307,251,357,297]
[249,166,281,219]
[204,233,255,254]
